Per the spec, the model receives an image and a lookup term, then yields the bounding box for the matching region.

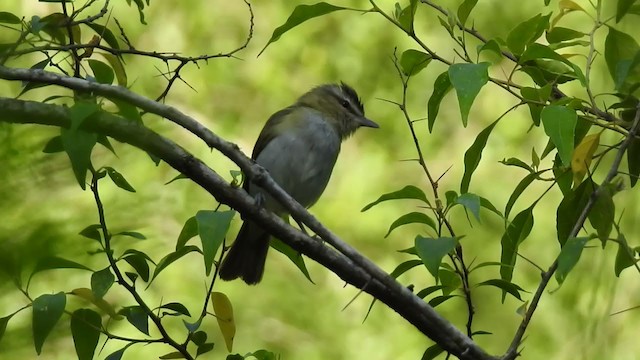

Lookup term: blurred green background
[1,0,640,359]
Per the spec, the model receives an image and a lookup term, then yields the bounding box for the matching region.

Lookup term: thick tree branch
[0,91,497,359]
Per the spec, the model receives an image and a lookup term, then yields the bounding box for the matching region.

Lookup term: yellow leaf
[211,292,235,352]
[571,133,600,187]
[559,0,585,12]
[70,287,121,319]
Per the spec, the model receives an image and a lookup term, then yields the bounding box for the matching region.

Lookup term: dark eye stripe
[327,87,363,117]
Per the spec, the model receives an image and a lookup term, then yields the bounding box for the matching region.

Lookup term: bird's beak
[359,116,379,128]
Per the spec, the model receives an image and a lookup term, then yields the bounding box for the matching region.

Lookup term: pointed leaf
[70,288,118,318]
[477,279,527,301]
[32,256,92,278]
[105,343,134,360]
[120,306,148,335]
[61,127,97,190]
[448,62,490,126]
[615,234,636,276]
[150,245,201,283]
[506,13,550,55]
[461,118,500,193]
[455,192,481,221]
[571,133,600,186]
[400,49,431,76]
[195,210,235,275]
[389,259,423,278]
[88,59,114,84]
[123,253,150,282]
[71,309,101,360]
[159,302,191,317]
[605,27,640,94]
[556,236,589,285]
[415,236,458,280]
[271,237,313,282]
[32,292,66,354]
[427,71,452,132]
[422,344,444,360]
[79,224,102,242]
[556,179,593,246]
[546,27,585,43]
[588,185,614,244]
[91,267,114,298]
[500,205,535,285]
[617,0,640,22]
[42,135,64,153]
[0,12,21,24]
[457,0,478,24]
[505,170,546,219]
[385,212,437,238]
[259,3,353,56]
[628,136,640,187]
[176,216,198,250]
[100,53,127,86]
[541,105,576,167]
[104,167,136,192]
[362,185,428,211]
[211,292,235,352]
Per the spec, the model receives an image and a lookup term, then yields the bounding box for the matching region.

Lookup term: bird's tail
[219,221,270,285]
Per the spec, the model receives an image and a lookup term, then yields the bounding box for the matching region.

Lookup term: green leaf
[520,84,552,126]
[556,179,593,246]
[0,12,21,24]
[165,173,188,185]
[120,306,149,335]
[614,234,636,276]
[422,344,444,360]
[197,343,215,356]
[477,279,527,302]
[455,192,481,221]
[588,185,615,244]
[400,49,432,76]
[520,43,586,85]
[627,136,640,187]
[18,59,49,97]
[176,216,198,250]
[500,205,535,285]
[500,157,534,172]
[0,314,13,344]
[150,245,201,283]
[259,3,352,56]
[69,101,99,131]
[71,309,101,360]
[448,62,490,126]
[79,224,102,242]
[88,59,114,84]
[115,231,146,240]
[123,253,151,282]
[61,127,97,190]
[42,135,64,153]
[415,285,446,299]
[546,27,585,43]
[439,268,462,295]
[457,0,478,24]
[104,167,136,192]
[506,13,550,55]
[271,237,313,283]
[556,236,590,285]
[31,257,92,279]
[427,71,452,132]
[100,53,127,86]
[105,343,134,360]
[362,185,429,211]
[397,0,418,33]
[91,267,114,298]
[605,27,640,94]
[541,105,576,167]
[617,0,640,22]
[461,118,500,193]
[429,295,457,307]
[480,196,503,218]
[415,236,458,281]
[196,210,235,275]
[159,302,191,317]
[389,259,423,278]
[477,39,503,58]
[32,292,66,354]
[385,212,437,238]
[86,23,120,50]
[505,170,546,219]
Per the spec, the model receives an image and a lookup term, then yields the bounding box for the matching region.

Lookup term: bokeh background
[1,0,640,359]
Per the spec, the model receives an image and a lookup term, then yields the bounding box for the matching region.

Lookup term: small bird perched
[219,83,378,285]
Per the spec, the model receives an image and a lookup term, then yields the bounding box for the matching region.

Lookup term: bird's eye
[340,99,350,109]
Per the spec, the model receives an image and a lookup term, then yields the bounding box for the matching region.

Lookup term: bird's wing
[244,106,295,192]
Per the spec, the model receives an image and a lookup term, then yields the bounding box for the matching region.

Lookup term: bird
[218,82,379,285]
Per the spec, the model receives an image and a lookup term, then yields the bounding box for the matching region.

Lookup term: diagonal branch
[0,92,498,360]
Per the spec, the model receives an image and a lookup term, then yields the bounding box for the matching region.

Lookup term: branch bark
[0,65,497,359]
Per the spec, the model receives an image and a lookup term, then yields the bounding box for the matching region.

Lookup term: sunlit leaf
[415,236,458,281]
[176,216,198,250]
[571,133,600,186]
[448,62,490,126]
[546,27,585,43]
[506,13,550,55]
[455,192,481,221]
[457,0,478,25]
[400,49,431,76]
[196,210,235,275]
[211,292,235,351]
[70,288,119,318]
[541,105,576,167]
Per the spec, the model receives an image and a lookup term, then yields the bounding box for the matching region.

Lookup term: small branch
[69,0,110,26]
[90,170,193,360]
[60,0,81,77]
[502,104,640,360]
